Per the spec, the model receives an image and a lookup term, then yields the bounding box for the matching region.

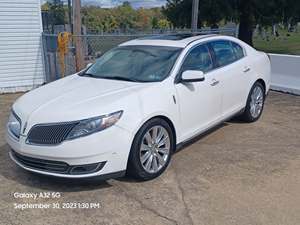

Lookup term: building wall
[0,0,45,93]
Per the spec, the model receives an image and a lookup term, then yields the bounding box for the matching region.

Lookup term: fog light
[69,161,106,175]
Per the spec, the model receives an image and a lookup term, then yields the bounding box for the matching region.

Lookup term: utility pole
[73,0,84,71]
[68,0,72,33]
[191,0,199,33]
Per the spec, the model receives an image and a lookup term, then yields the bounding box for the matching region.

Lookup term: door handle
[210,79,219,86]
[243,67,251,73]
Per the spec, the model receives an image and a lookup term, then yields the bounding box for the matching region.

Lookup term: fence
[42,28,237,82]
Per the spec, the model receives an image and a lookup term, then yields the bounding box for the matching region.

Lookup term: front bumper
[6,125,133,178]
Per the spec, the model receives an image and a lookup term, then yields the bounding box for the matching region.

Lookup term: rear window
[210,40,236,67]
[231,42,245,60]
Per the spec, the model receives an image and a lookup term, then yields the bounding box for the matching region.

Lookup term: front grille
[11,150,69,173]
[26,122,78,145]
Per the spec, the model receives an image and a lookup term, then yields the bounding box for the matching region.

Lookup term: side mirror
[181,70,205,82]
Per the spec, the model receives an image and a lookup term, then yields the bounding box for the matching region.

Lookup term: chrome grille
[26,122,79,145]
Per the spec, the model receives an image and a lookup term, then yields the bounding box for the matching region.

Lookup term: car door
[174,44,222,141]
[230,41,253,107]
[209,40,248,118]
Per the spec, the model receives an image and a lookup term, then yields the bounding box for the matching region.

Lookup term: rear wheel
[240,82,265,122]
[127,118,175,181]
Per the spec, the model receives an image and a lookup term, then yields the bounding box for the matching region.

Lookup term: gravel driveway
[0,91,299,225]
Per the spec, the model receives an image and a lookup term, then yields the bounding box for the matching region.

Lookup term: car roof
[120,33,218,48]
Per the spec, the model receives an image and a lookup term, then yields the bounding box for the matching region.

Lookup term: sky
[43,0,167,8]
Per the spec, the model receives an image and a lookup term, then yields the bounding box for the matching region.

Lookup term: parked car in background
[6,34,271,181]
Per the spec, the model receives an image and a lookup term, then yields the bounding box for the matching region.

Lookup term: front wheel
[127,118,175,181]
[240,82,265,122]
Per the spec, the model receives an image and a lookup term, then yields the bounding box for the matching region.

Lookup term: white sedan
[6,34,271,180]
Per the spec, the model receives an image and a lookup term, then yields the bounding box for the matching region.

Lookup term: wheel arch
[256,78,266,94]
[151,115,177,146]
[133,114,178,147]
[243,78,267,111]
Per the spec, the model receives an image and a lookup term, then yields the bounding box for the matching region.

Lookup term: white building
[0,0,45,93]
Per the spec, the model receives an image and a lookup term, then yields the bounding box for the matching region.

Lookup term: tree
[163,0,300,46]
[281,0,300,28]
[135,8,151,30]
[199,0,231,28]
[152,17,159,29]
[162,0,194,28]
[235,0,300,45]
[42,0,66,33]
[114,2,136,31]
[237,0,255,46]
[81,4,169,33]
[158,19,171,29]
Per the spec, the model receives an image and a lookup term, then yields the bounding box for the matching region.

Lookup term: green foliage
[162,0,300,45]
[162,0,300,29]
[152,17,159,29]
[162,0,193,28]
[254,28,300,55]
[162,0,232,28]
[158,19,171,29]
[199,0,232,28]
[42,1,66,26]
[82,4,169,33]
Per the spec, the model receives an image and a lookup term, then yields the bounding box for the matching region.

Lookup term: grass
[253,29,300,55]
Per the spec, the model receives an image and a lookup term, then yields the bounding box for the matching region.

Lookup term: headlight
[7,111,21,139]
[66,111,123,140]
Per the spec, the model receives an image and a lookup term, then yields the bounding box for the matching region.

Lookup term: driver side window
[181,44,213,73]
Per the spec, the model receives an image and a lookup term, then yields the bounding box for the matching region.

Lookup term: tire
[240,82,265,122]
[127,118,175,181]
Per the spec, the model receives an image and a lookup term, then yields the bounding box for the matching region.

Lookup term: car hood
[13,74,150,129]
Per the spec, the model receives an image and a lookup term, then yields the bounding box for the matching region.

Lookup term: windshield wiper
[79,72,97,77]
[99,76,141,82]
[79,72,142,82]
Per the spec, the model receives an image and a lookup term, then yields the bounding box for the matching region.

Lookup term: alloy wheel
[139,125,170,173]
[250,86,264,118]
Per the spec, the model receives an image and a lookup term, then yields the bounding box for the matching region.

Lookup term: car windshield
[82,45,182,82]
